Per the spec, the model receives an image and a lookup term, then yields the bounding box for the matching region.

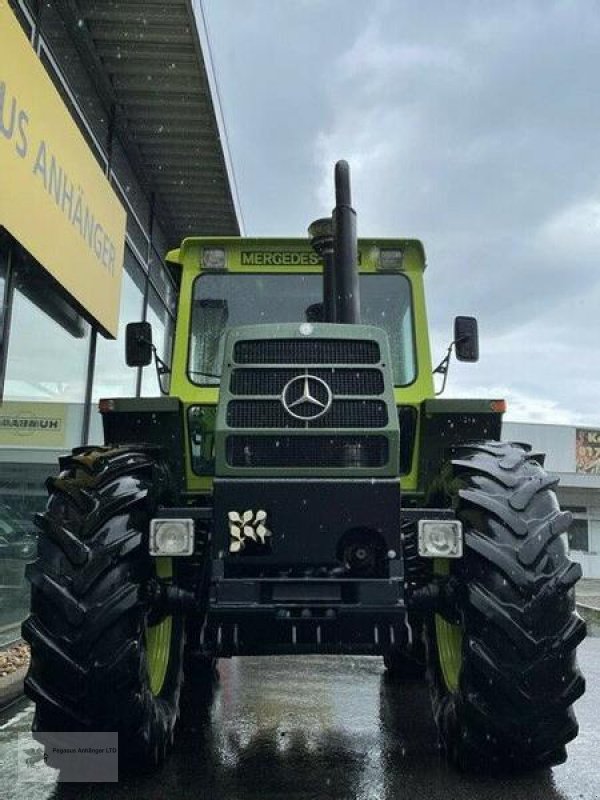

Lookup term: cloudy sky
[201,0,599,425]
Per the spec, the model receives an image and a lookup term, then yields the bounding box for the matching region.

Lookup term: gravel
[0,643,30,677]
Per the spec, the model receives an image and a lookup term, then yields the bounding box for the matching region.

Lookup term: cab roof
[166,236,427,272]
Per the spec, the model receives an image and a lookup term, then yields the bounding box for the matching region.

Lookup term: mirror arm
[433,340,457,396]
[152,346,171,395]
[133,331,171,393]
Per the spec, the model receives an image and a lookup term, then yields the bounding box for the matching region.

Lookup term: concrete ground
[577,579,600,610]
[0,640,598,800]
[0,576,594,794]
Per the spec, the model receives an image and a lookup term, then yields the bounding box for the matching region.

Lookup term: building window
[3,245,90,406]
[0,230,11,357]
[150,245,177,316]
[141,288,174,396]
[93,247,146,402]
[110,156,151,254]
[88,247,147,444]
[564,507,589,553]
[2,244,90,452]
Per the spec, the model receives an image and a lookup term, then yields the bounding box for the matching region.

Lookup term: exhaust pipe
[308,161,361,324]
[333,161,360,324]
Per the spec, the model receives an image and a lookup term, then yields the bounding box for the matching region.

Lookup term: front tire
[22,446,184,772]
[427,441,586,772]
[384,638,426,682]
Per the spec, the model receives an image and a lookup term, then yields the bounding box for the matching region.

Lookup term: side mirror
[454,316,479,362]
[125,322,153,367]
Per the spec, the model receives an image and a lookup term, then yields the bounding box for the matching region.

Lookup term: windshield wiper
[188,369,222,379]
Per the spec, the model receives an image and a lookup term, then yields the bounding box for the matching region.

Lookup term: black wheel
[427,441,586,773]
[179,647,220,730]
[180,573,220,711]
[384,636,426,682]
[22,446,184,772]
[384,652,426,682]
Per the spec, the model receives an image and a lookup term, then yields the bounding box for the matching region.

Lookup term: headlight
[202,248,226,270]
[417,520,463,558]
[149,519,194,556]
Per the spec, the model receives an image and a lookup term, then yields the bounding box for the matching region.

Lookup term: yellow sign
[0,3,126,337]
[0,401,67,447]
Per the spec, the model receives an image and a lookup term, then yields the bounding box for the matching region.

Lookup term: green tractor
[23,161,585,773]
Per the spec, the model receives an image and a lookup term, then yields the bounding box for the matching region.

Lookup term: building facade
[0,0,239,644]
[504,422,600,579]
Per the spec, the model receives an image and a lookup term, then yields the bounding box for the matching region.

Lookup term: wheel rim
[435,614,463,693]
[146,557,173,696]
[434,557,463,693]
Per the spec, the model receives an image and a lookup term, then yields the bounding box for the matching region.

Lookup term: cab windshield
[188,273,416,386]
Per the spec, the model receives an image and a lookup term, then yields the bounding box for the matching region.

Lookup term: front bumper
[202,571,408,656]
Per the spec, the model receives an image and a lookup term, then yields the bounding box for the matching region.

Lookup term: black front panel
[398,405,418,475]
[226,435,389,468]
[233,338,380,364]
[418,408,503,492]
[213,478,401,566]
[101,398,185,492]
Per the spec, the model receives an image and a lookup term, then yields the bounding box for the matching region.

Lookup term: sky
[200,0,600,426]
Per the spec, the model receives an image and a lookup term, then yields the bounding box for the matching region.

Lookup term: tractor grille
[227,400,388,429]
[224,334,391,471]
[233,339,380,365]
[230,368,384,396]
[226,436,389,468]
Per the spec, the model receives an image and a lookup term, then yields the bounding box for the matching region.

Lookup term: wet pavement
[0,638,598,800]
[578,580,600,610]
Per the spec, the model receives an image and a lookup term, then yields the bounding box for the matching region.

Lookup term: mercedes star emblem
[281,373,333,421]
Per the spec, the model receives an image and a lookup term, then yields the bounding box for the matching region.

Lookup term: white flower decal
[228,510,271,552]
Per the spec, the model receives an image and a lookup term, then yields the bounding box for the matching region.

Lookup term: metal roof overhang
[55,0,240,245]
